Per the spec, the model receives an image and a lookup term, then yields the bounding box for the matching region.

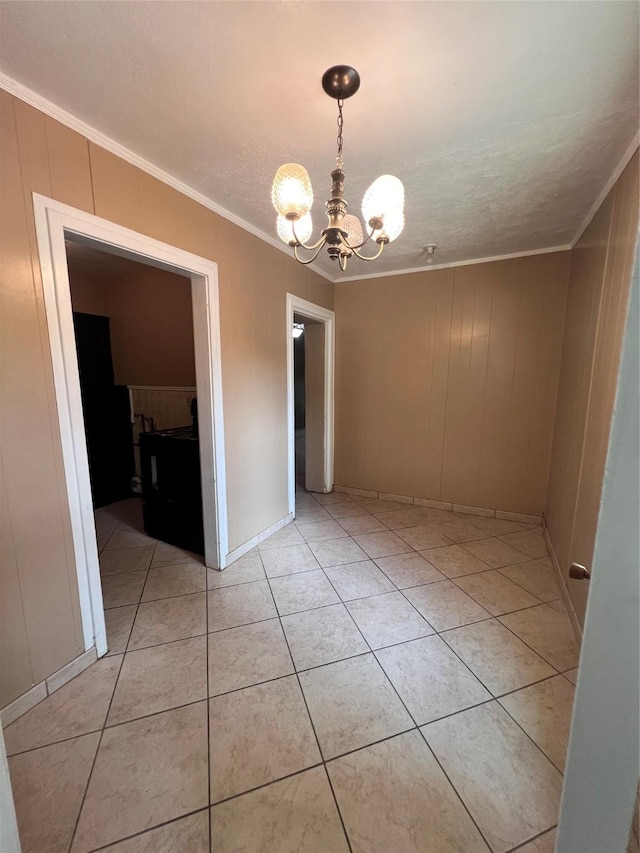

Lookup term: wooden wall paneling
[566,153,639,622]
[44,116,94,213]
[88,142,141,232]
[1,92,85,686]
[545,196,614,576]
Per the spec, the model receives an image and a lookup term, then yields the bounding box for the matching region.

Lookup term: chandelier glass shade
[271,65,405,271]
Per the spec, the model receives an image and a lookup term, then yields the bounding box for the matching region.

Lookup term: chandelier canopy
[271,65,405,271]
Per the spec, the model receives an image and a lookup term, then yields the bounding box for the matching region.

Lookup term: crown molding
[571,131,640,248]
[335,244,572,283]
[0,73,334,282]
[3,72,635,286]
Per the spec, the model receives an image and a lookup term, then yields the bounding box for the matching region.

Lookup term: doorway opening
[286,294,335,516]
[66,240,205,555]
[34,194,228,659]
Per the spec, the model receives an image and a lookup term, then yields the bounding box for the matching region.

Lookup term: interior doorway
[34,193,228,659]
[286,294,335,516]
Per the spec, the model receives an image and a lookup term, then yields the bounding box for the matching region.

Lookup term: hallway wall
[0,90,331,709]
[334,251,570,517]
[545,151,639,626]
[69,261,196,388]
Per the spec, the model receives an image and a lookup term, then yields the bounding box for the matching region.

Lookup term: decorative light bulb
[271,163,313,219]
[292,323,305,339]
[277,213,313,245]
[342,214,364,247]
[362,175,405,241]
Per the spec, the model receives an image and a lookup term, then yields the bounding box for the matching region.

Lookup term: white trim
[286,295,335,514]
[224,512,294,566]
[0,73,333,284]
[543,523,582,644]
[33,194,229,657]
[335,244,572,283]
[3,72,630,287]
[571,133,640,248]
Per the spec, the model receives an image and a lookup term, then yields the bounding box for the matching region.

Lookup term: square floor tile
[100,545,155,576]
[142,562,206,601]
[336,514,389,535]
[269,569,340,615]
[211,766,349,853]
[453,569,540,615]
[420,544,491,578]
[104,605,137,656]
[207,550,266,589]
[326,502,369,519]
[261,544,320,577]
[208,618,293,696]
[209,675,320,801]
[376,635,491,724]
[462,537,531,569]
[295,519,350,542]
[107,636,207,726]
[102,570,147,609]
[442,619,555,695]
[374,551,445,589]
[325,560,396,601]
[258,524,305,551]
[352,531,413,559]
[499,675,575,771]
[281,604,368,670]
[346,592,433,649]
[403,580,491,632]
[312,492,354,506]
[372,508,433,529]
[105,529,157,550]
[150,542,201,568]
[128,592,207,651]
[498,529,548,559]
[327,730,490,853]
[294,506,333,523]
[208,579,276,632]
[299,654,413,759]
[5,656,121,755]
[309,537,369,567]
[461,517,526,537]
[563,667,578,685]
[498,559,561,602]
[422,702,562,852]
[72,703,208,851]
[395,525,453,550]
[434,518,488,543]
[102,811,209,852]
[499,604,580,671]
[9,732,100,853]
[516,828,557,853]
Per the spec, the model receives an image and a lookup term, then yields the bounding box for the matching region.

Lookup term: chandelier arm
[293,239,327,265]
[339,254,348,272]
[349,240,387,262]
[291,218,326,251]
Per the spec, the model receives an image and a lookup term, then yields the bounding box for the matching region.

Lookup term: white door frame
[286,294,335,514]
[33,193,228,658]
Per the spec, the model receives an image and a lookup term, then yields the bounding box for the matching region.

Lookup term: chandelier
[271,65,405,271]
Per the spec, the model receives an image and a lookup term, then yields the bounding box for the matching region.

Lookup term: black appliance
[139,425,204,554]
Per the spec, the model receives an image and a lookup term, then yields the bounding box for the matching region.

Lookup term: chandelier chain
[336,98,344,166]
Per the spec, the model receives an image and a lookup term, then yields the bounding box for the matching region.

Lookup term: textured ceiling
[1,1,638,280]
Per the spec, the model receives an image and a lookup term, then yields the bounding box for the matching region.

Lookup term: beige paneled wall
[335,252,570,516]
[546,151,639,626]
[69,263,197,387]
[0,90,331,708]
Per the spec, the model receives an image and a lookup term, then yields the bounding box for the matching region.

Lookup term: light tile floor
[6,493,582,852]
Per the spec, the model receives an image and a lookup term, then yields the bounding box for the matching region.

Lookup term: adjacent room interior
[0,2,638,852]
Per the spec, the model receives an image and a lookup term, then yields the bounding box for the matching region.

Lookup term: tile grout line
[66,536,157,852]
[257,543,355,853]
[68,527,158,853]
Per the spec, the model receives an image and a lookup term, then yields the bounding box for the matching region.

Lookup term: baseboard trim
[543,523,583,644]
[336,486,543,525]
[1,647,97,727]
[223,512,295,567]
